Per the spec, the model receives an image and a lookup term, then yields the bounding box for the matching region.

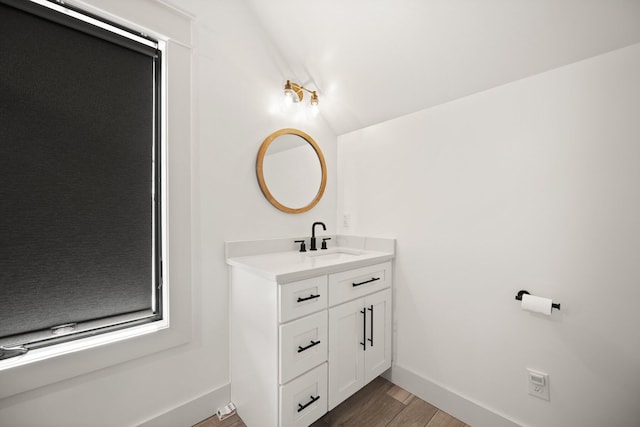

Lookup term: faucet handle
[321,237,331,250]
[294,240,307,252]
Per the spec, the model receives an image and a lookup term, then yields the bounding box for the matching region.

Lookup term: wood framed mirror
[256,128,327,214]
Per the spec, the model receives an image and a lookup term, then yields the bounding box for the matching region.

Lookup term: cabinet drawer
[328,261,392,306]
[279,310,327,384]
[279,363,327,427]
[279,276,328,323]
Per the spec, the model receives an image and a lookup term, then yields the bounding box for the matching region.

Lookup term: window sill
[0,319,169,372]
[0,313,190,398]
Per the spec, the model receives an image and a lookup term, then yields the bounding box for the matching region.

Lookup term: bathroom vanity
[226,236,395,427]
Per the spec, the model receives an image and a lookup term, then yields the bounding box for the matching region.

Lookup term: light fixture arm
[297,84,316,96]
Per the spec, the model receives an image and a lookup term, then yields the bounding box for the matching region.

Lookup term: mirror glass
[257,129,327,214]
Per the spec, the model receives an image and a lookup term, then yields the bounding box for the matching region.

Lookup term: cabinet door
[364,288,392,383]
[328,298,365,410]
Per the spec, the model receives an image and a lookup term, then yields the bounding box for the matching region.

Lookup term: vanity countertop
[226,236,395,283]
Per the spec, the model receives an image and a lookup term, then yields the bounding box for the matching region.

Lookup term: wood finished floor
[194,377,470,427]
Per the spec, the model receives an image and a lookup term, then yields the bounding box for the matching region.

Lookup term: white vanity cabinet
[229,259,392,427]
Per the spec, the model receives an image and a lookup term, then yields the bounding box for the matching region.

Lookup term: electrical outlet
[342,212,351,228]
[527,369,550,401]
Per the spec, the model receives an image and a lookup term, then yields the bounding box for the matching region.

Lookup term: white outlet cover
[527,369,550,401]
[342,212,351,228]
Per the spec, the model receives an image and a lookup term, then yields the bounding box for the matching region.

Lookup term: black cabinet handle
[297,340,321,353]
[367,305,374,347]
[352,277,380,287]
[297,395,320,412]
[297,294,320,303]
[360,308,366,351]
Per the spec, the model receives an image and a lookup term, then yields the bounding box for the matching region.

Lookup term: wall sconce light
[282,80,319,117]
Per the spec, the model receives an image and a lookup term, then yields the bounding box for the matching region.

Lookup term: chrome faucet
[310,221,326,251]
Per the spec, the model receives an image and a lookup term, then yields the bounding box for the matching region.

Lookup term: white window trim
[0,0,192,399]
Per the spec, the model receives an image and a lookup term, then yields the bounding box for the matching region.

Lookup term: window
[0,0,165,359]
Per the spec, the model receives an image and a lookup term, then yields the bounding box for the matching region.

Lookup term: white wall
[338,43,640,427]
[0,0,337,426]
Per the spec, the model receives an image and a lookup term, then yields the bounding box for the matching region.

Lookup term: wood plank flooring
[194,377,470,427]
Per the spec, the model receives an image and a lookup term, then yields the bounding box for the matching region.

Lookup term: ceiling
[183,0,640,136]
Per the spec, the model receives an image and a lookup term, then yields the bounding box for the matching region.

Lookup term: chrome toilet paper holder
[515,290,561,311]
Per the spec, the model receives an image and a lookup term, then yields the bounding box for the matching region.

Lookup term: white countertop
[225,236,395,283]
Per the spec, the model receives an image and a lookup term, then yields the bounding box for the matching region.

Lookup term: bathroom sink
[306,248,363,258]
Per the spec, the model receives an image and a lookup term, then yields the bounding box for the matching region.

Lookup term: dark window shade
[2,0,158,57]
[0,1,162,347]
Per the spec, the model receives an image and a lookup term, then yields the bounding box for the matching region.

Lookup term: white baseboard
[137,382,230,427]
[385,365,523,427]
[138,368,520,427]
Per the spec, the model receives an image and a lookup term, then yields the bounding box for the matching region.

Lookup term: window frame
[0,0,165,353]
[0,0,192,399]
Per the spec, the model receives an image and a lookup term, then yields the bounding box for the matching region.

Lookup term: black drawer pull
[298,340,321,353]
[297,395,320,412]
[360,308,366,350]
[352,277,380,287]
[367,305,374,347]
[297,294,320,303]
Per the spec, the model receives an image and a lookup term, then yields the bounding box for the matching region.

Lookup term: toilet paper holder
[515,290,561,311]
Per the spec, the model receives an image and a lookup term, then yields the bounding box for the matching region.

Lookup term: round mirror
[256,128,327,214]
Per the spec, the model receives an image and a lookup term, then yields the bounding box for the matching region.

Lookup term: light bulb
[306,102,319,118]
[281,81,301,113]
[283,88,298,104]
[283,80,301,103]
[306,91,319,117]
[280,93,297,113]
